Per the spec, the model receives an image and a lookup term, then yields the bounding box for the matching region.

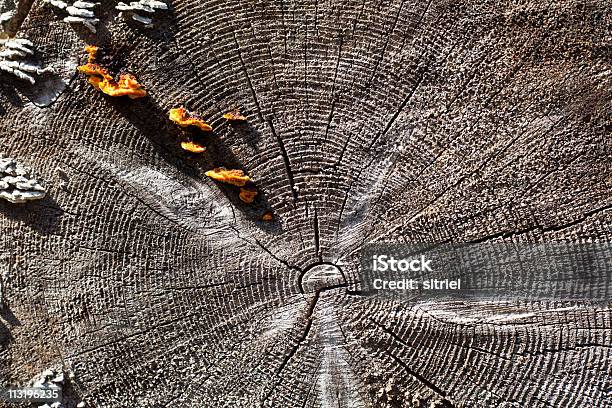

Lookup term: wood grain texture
[0,0,610,407]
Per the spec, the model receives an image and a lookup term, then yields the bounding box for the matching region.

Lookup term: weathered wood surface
[0,0,611,407]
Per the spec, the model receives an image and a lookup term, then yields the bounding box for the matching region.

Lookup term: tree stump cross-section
[0,0,610,407]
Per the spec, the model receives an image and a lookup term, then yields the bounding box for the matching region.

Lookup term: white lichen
[0,39,54,84]
[116,0,167,27]
[43,0,99,33]
[0,157,46,204]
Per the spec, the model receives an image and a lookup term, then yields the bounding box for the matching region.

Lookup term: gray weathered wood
[0,0,610,407]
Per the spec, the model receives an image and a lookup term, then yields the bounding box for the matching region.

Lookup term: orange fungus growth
[205,167,250,187]
[262,212,273,222]
[78,46,147,99]
[169,107,213,132]
[239,187,258,203]
[180,141,206,153]
[96,74,147,99]
[223,111,247,121]
[84,45,98,62]
[77,63,111,80]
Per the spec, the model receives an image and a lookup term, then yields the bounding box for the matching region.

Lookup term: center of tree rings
[300,263,346,294]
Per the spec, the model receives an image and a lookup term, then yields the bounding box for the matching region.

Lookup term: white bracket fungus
[116,0,168,27]
[0,38,54,84]
[0,157,46,204]
[42,0,99,33]
[0,0,16,32]
[0,10,14,32]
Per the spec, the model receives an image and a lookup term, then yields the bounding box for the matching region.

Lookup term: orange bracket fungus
[84,45,97,63]
[77,46,147,99]
[205,167,250,187]
[90,73,147,98]
[180,141,206,154]
[262,212,273,222]
[223,110,247,121]
[169,107,213,132]
[78,46,111,80]
[239,187,257,203]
